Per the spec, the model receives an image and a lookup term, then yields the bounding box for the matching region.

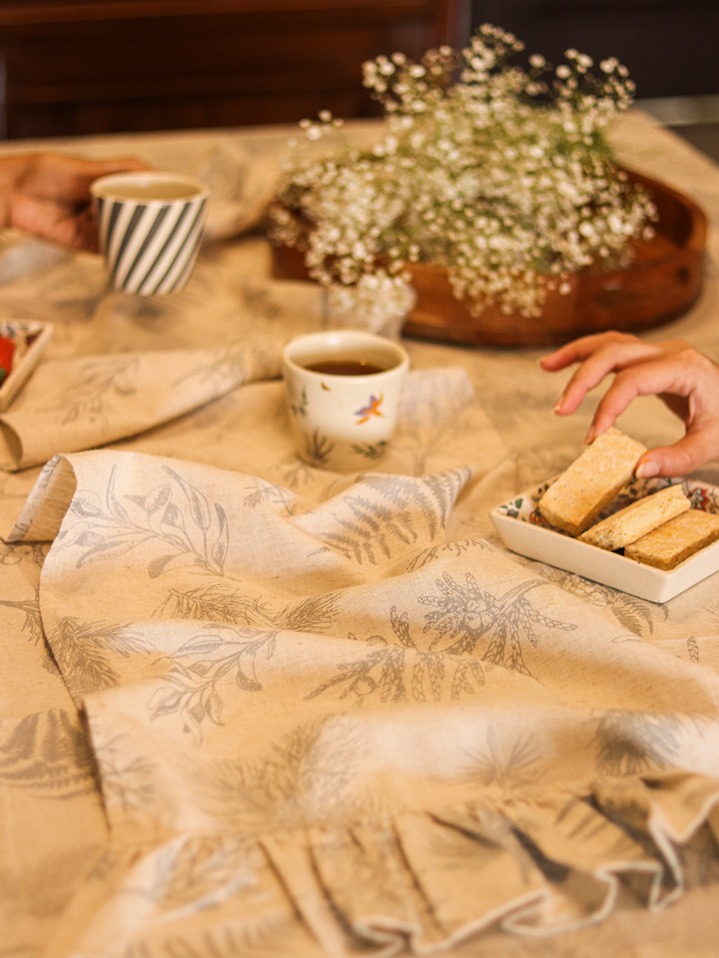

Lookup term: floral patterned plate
[0,321,54,412]
[490,477,719,603]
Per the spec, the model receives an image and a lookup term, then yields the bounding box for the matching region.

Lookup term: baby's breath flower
[269,24,657,319]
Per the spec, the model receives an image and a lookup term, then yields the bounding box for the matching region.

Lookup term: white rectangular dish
[490,477,719,603]
[0,321,53,412]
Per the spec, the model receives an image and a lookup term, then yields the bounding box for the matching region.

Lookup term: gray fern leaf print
[0,708,96,796]
[311,468,470,565]
[155,584,339,632]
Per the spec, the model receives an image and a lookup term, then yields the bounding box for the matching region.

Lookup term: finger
[33,155,149,202]
[585,360,694,441]
[539,331,638,371]
[553,338,662,415]
[636,433,719,479]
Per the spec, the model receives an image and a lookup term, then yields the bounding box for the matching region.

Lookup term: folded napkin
[0,345,279,472]
[12,446,719,957]
[199,138,283,241]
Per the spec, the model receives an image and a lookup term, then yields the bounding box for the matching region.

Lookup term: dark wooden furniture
[472,0,719,101]
[0,1,470,139]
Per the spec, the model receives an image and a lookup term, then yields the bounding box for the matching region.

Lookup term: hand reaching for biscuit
[540,331,719,478]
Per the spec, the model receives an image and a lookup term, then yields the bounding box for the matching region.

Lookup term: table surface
[2,110,719,958]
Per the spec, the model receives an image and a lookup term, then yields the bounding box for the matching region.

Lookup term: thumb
[636,434,716,479]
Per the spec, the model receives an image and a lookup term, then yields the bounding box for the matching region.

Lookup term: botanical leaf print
[312,468,470,565]
[44,355,140,427]
[60,464,230,576]
[361,469,471,542]
[420,573,575,673]
[179,346,252,394]
[531,566,663,639]
[202,717,367,830]
[149,627,276,739]
[0,708,96,796]
[275,452,321,490]
[134,834,257,909]
[48,617,149,697]
[607,592,668,637]
[241,477,299,514]
[307,606,487,704]
[593,710,684,775]
[288,385,308,418]
[310,573,574,704]
[0,594,43,644]
[155,584,339,631]
[406,537,495,572]
[350,439,388,460]
[465,726,546,790]
[94,732,156,814]
[149,592,340,741]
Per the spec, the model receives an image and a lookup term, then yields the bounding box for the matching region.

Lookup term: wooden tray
[270,170,708,348]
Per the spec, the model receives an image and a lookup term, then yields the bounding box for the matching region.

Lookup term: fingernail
[552,401,563,415]
[636,461,660,479]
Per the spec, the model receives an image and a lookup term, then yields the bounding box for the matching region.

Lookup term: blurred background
[0,1,717,160]
[473,0,719,162]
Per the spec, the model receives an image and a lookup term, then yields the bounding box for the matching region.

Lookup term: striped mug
[91,171,209,295]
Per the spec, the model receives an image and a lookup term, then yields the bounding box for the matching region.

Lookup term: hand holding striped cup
[91,171,209,295]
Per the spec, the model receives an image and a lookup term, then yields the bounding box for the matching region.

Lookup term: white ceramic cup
[282,329,409,471]
[91,171,209,294]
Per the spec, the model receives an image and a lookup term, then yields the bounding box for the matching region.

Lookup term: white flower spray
[269,24,657,320]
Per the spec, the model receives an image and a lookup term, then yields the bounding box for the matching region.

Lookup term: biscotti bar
[538,428,647,536]
[624,510,719,570]
[580,483,691,551]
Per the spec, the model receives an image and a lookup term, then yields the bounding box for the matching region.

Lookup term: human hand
[540,330,719,477]
[1,152,148,252]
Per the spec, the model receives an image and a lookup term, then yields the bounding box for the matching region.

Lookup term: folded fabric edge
[5,454,78,542]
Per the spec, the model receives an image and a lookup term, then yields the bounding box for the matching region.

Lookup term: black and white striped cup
[91,172,209,295]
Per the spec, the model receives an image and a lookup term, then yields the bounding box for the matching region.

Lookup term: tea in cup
[91,171,209,294]
[282,330,409,471]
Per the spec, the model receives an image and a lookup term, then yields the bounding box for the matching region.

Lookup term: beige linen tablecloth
[7,438,719,957]
[3,111,719,958]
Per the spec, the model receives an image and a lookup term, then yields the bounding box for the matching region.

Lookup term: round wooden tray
[270,170,707,348]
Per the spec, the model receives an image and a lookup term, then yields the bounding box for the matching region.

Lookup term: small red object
[0,336,16,385]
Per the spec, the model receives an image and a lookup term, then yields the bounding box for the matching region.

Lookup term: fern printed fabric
[6,445,719,957]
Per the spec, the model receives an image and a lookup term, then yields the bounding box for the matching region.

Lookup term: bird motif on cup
[355,393,384,424]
